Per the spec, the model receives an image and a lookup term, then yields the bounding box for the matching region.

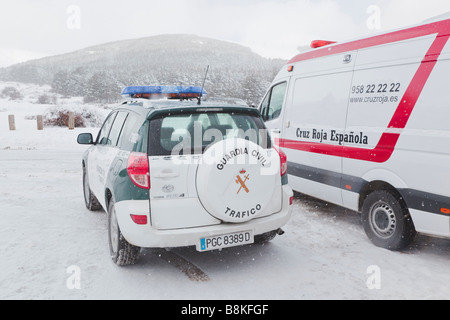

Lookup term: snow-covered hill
[0,35,286,106]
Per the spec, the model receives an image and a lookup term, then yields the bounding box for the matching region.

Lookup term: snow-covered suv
[77,86,293,266]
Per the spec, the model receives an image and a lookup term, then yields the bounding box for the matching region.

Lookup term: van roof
[286,17,450,66]
[424,11,450,23]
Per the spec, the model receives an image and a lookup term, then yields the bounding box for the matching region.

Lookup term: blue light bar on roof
[121,85,207,100]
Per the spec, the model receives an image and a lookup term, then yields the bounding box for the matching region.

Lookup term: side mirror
[77,133,94,145]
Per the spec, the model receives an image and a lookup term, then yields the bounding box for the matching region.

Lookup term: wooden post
[68,112,75,130]
[8,115,15,131]
[37,115,43,130]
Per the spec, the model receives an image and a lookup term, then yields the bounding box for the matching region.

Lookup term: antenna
[198,65,209,105]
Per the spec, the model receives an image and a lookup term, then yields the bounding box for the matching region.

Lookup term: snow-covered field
[2,83,450,300]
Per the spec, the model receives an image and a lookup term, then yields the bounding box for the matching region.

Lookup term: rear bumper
[114,185,293,249]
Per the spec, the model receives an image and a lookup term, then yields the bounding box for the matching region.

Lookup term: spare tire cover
[196,138,280,223]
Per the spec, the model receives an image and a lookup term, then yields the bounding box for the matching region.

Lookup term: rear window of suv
[148,110,271,156]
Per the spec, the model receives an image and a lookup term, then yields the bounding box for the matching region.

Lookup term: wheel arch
[359,180,408,211]
[358,169,409,212]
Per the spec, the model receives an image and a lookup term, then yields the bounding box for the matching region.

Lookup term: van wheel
[83,166,102,211]
[108,199,140,266]
[361,190,416,250]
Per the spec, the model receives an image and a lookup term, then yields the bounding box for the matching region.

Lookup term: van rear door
[148,108,282,230]
[148,111,219,230]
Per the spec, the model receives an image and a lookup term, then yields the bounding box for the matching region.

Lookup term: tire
[108,199,140,266]
[82,165,102,211]
[361,190,416,250]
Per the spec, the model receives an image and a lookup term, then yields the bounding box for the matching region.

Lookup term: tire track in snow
[153,249,210,282]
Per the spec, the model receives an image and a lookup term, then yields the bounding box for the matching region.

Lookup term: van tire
[108,199,140,266]
[361,190,416,250]
[83,166,102,211]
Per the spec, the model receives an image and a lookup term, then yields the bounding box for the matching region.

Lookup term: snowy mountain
[0,35,286,105]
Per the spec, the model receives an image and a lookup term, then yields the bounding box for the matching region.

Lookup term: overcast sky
[1,0,450,67]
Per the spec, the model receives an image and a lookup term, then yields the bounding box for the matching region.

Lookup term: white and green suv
[77,86,293,266]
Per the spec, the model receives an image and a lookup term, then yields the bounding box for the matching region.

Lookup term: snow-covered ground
[2,83,450,300]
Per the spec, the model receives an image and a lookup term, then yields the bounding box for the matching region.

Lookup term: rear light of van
[274,147,288,176]
[127,152,150,189]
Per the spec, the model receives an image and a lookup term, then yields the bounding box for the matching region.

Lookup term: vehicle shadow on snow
[407,234,450,255]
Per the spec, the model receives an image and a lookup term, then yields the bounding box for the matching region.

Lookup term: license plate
[198,231,254,252]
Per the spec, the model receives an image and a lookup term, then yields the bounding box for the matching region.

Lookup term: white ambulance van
[261,16,450,250]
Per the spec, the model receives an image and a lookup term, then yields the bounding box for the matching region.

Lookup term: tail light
[274,147,288,176]
[127,152,150,189]
[130,214,148,225]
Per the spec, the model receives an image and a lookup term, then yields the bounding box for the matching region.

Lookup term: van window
[97,112,117,145]
[291,73,351,129]
[149,111,270,156]
[107,112,128,147]
[260,82,287,121]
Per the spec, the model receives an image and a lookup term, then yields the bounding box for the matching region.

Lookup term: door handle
[154,171,180,179]
[343,54,352,64]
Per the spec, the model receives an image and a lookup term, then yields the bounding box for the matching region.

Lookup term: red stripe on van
[278,23,450,163]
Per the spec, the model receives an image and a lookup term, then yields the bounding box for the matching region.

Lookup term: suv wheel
[361,190,416,250]
[83,165,102,211]
[108,199,140,266]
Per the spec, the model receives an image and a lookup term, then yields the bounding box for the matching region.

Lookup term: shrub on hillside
[37,93,57,104]
[1,86,23,100]
[43,105,106,128]
[44,109,85,128]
